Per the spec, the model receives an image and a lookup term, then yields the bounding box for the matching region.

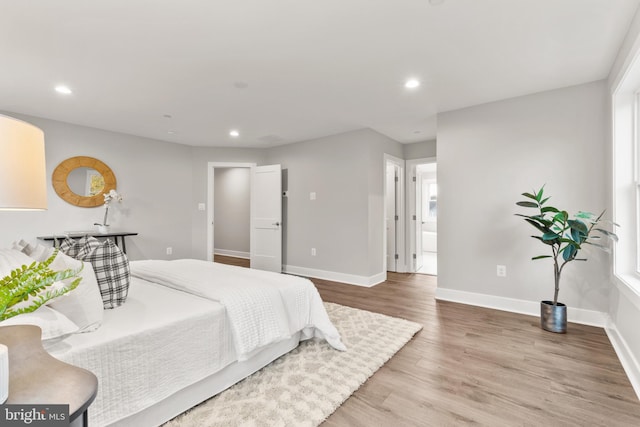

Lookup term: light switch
[310,192,316,200]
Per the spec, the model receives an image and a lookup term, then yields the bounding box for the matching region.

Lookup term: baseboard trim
[434,288,607,327]
[214,249,249,259]
[283,265,386,287]
[605,318,640,400]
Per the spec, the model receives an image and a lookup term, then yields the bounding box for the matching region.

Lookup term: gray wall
[437,81,609,313]
[214,168,250,255]
[0,112,193,261]
[266,128,402,279]
[403,139,436,160]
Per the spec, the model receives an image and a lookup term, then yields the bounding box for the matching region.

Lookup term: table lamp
[0,113,47,403]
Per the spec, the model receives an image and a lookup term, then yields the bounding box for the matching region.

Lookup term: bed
[1,250,345,427]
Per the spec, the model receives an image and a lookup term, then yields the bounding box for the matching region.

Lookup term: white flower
[103,189,123,205]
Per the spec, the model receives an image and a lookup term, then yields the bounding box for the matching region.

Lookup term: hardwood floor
[214,256,640,426]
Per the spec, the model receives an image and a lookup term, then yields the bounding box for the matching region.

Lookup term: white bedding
[130,259,346,360]
[46,277,235,426]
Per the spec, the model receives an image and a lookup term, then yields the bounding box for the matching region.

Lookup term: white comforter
[130,259,346,360]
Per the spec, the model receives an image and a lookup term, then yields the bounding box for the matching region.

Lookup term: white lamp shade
[0,114,47,210]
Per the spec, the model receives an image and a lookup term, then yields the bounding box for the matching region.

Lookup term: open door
[250,164,282,272]
[415,170,424,272]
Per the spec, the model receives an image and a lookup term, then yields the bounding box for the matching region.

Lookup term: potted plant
[516,186,618,333]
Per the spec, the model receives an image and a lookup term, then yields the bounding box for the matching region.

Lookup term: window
[612,61,640,291]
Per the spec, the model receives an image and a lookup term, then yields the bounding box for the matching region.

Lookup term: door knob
[273,222,280,226]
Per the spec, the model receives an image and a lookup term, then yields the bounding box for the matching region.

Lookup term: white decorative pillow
[81,239,130,309]
[47,252,104,332]
[0,305,79,342]
[0,248,35,278]
[20,241,55,262]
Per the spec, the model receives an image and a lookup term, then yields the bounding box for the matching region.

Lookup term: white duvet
[130,259,346,360]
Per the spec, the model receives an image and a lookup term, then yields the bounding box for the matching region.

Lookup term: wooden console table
[0,325,98,426]
[38,231,138,254]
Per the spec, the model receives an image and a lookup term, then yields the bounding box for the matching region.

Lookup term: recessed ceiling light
[404,79,420,89]
[229,130,240,137]
[55,85,72,95]
[168,130,177,135]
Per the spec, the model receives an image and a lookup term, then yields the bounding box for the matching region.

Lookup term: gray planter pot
[540,300,567,333]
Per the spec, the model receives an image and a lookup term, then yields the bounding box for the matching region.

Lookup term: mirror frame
[52,156,117,207]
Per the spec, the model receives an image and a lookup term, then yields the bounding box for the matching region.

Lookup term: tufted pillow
[80,239,130,309]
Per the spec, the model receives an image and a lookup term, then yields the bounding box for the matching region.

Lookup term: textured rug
[164,302,422,427]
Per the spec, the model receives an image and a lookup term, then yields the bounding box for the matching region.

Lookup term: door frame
[383,154,406,273]
[207,162,256,262]
[405,157,437,273]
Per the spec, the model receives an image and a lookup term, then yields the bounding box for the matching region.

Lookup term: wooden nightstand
[0,325,98,427]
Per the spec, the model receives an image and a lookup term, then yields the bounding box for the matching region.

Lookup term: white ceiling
[1,0,638,148]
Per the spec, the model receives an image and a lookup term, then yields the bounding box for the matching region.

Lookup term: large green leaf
[553,211,568,223]
[541,206,559,214]
[525,218,552,234]
[542,232,560,241]
[568,219,588,234]
[562,244,577,261]
[521,192,537,200]
[516,201,538,208]
[535,187,545,202]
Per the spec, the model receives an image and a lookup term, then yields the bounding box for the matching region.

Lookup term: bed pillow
[0,248,35,277]
[47,251,104,332]
[80,239,131,309]
[20,241,55,262]
[0,305,79,342]
[60,236,100,260]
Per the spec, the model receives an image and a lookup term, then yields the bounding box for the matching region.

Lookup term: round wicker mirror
[52,156,117,207]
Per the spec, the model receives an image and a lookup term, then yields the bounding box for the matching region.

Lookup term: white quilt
[130,259,346,360]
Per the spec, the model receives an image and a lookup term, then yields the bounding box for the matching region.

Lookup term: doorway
[406,158,437,275]
[384,154,405,273]
[207,162,255,262]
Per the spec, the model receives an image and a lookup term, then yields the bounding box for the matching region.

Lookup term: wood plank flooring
[214,256,640,426]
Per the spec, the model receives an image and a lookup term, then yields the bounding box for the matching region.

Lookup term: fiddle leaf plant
[516,186,618,306]
[0,249,82,321]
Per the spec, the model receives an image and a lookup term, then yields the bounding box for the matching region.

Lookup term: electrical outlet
[166,247,173,255]
[496,265,506,277]
[311,248,316,256]
[310,192,316,200]
[198,203,206,211]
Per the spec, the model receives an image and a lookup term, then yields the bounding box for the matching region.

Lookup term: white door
[415,170,424,272]
[250,164,282,272]
[385,163,398,272]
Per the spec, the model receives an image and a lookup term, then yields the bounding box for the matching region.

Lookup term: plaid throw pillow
[59,236,80,257]
[80,239,131,309]
[59,235,100,259]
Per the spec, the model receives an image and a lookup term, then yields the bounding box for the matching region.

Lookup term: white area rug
[165,302,422,427]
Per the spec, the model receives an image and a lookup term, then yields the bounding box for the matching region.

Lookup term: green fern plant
[0,249,82,321]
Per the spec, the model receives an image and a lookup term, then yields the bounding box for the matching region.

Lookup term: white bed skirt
[110,332,300,427]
